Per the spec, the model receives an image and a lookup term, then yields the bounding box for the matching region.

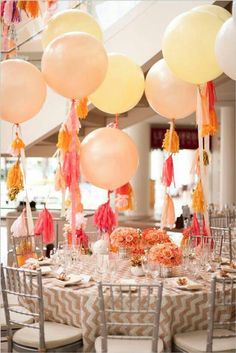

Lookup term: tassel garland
[161,193,175,229]
[192,181,205,214]
[162,155,174,187]
[7,160,24,200]
[115,182,133,211]
[162,128,179,153]
[76,97,88,119]
[34,208,55,244]
[94,198,117,234]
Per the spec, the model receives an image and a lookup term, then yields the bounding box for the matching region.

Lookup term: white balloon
[215,18,236,80]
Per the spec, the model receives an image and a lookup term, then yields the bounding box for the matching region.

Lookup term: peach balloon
[41,32,108,99]
[80,127,139,190]
[145,59,197,120]
[0,59,46,124]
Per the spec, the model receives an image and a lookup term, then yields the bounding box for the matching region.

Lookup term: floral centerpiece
[110,227,140,258]
[149,242,183,277]
[141,228,171,248]
[63,211,88,249]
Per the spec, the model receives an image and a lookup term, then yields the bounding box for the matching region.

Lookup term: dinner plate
[174,278,203,291]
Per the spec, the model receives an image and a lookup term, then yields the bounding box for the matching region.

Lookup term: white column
[220,106,236,208]
[125,122,150,217]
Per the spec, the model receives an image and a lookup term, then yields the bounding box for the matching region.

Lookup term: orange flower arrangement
[141,228,171,248]
[110,227,140,250]
[149,243,183,267]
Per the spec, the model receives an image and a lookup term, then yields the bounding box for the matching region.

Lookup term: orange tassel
[6,160,24,200]
[57,126,71,152]
[17,1,27,11]
[76,97,88,119]
[162,128,179,153]
[161,193,175,229]
[25,1,40,18]
[192,180,205,214]
[11,133,25,155]
[54,163,66,191]
[115,182,133,211]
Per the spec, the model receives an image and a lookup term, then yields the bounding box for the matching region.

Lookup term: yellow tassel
[76,97,88,119]
[201,110,218,137]
[6,160,24,200]
[162,128,179,153]
[57,127,71,152]
[192,181,205,214]
[11,133,25,155]
[203,150,209,166]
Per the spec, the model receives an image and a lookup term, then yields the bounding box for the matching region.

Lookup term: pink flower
[149,243,182,267]
[110,227,140,249]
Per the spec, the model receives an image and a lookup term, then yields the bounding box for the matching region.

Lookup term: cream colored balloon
[162,11,224,84]
[89,53,145,114]
[42,9,103,48]
[191,4,231,22]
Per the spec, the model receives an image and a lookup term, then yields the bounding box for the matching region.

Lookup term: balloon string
[70,99,78,246]
[115,113,119,128]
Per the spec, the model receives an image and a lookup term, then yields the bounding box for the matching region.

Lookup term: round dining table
[19,255,232,353]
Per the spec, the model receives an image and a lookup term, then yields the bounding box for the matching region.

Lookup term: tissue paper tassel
[115,182,133,211]
[7,160,24,200]
[192,181,205,214]
[11,209,28,237]
[76,97,88,119]
[161,194,175,229]
[94,201,117,234]
[34,208,55,244]
[162,129,179,153]
[162,155,174,187]
[54,163,66,191]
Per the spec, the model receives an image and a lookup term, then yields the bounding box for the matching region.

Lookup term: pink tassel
[34,208,55,244]
[55,163,66,191]
[162,155,175,187]
[94,200,117,234]
[161,194,175,229]
[62,152,80,188]
[191,213,200,246]
[76,229,88,248]
[3,0,14,25]
[1,1,6,17]
[11,209,28,237]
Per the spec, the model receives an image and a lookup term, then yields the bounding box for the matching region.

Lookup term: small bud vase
[130,266,144,277]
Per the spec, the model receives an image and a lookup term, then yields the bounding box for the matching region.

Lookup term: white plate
[174,278,203,291]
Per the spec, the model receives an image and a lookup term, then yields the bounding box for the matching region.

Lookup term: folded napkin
[54,274,91,287]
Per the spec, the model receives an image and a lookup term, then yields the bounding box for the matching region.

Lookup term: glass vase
[159,265,173,278]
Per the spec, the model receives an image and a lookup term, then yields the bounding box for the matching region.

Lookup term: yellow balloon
[162,11,224,84]
[89,53,145,114]
[191,4,231,22]
[42,10,103,48]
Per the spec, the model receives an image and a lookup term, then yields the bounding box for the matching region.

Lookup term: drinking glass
[141,254,151,281]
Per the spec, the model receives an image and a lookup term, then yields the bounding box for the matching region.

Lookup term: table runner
[19,256,234,353]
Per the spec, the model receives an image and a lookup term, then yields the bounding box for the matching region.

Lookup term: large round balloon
[191,4,231,22]
[80,127,139,190]
[89,53,145,114]
[215,18,236,81]
[145,59,196,120]
[41,32,108,99]
[162,10,224,84]
[0,59,46,124]
[42,10,103,48]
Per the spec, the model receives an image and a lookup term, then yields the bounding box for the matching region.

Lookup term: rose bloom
[149,243,183,267]
[141,228,171,248]
[110,227,140,249]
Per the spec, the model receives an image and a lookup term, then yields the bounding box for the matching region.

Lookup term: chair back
[12,234,43,267]
[97,282,163,353]
[207,275,236,352]
[1,264,45,351]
